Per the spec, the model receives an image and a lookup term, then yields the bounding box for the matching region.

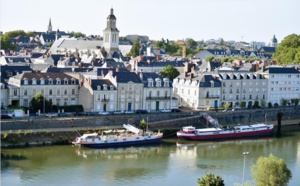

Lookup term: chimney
[185,71,188,77]
[116,67,119,72]
[140,56,144,61]
[190,73,194,79]
[156,55,161,60]
[89,78,92,86]
[256,63,259,72]
[238,60,242,66]
[147,59,151,64]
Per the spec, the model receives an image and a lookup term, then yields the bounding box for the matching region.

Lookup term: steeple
[103,8,120,58]
[48,18,52,33]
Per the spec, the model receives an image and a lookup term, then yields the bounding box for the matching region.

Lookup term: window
[64,89,67,95]
[40,78,45,85]
[149,91,152,98]
[71,79,76,84]
[236,95,239,100]
[64,79,68,84]
[23,99,28,107]
[157,91,160,97]
[165,91,168,98]
[249,95,252,99]
[33,89,36,95]
[110,85,114,90]
[49,79,53,85]
[14,89,17,96]
[32,78,37,85]
[72,89,75,95]
[56,79,61,84]
[64,98,68,106]
[24,78,28,85]
[24,89,27,96]
[49,89,52,95]
[223,82,226,87]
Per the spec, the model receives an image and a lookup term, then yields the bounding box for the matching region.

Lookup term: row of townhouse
[173,67,300,109]
[3,68,177,113]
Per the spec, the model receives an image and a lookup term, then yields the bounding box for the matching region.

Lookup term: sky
[1,0,299,44]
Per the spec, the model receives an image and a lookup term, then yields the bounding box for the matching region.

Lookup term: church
[49,8,126,60]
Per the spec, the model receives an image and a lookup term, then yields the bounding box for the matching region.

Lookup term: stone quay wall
[1,107,300,132]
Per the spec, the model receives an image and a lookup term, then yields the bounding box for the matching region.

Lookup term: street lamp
[242,152,250,186]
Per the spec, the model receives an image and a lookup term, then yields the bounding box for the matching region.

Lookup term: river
[1,126,300,186]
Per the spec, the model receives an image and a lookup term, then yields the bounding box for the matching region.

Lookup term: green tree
[273,34,300,65]
[253,100,260,108]
[30,93,52,113]
[197,172,225,186]
[251,153,292,186]
[186,38,198,48]
[69,31,86,38]
[268,102,272,108]
[206,56,215,62]
[139,119,147,133]
[280,99,287,106]
[126,39,141,57]
[0,30,36,50]
[223,102,231,111]
[261,99,266,107]
[160,65,180,81]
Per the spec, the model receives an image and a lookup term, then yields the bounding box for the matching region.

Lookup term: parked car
[124,110,134,114]
[113,110,124,115]
[136,109,148,114]
[1,115,12,119]
[171,108,181,113]
[46,112,58,117]
[74,112,86,116]
[58,112,69,117]
[99,111,109,115]
[86,112,98,116]
[161,109,171,113]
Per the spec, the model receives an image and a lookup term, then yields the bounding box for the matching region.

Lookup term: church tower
[48,18,52,33]
[103,8,119,58]
[269,35,278,47]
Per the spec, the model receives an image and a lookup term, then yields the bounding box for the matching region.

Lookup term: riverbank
[1,118,299,148]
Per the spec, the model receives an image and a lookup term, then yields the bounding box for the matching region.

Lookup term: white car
[124,110,134,114]
[46,112,58,117]
[99,111,109,115]
[161,109,171,113]
[113,110,124,115]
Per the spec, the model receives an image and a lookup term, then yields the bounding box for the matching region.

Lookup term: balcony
[206,95,220,99]
[146,96,171,100]
[101,98,110,102]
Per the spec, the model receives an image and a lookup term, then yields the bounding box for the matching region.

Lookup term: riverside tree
[197,172,225,186]
[251,153,292,186]
[273,34,300,65]
[30,93,52,113]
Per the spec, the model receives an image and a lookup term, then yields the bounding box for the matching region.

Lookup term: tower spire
[48,18,52,33]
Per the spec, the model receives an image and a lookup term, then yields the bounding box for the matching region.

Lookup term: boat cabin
[182,126,196,134]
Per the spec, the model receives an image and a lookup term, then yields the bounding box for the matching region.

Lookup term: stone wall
[1,107,300,131]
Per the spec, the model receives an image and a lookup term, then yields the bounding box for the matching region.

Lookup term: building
[219,71,268,108]
[262,67,300,105]
[78,78,117,112]
[7,72,79,111]
[139,72,176,111]
[173,72,221,109]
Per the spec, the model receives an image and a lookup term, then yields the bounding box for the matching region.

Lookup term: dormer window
[32,78,37,85]
[103,84,107,90]
[48,78,53,85]
[71,78,76,84]
[97,86,101,90]
[56,78,61,85]
[148,79,153,87]
[64,78,68,84]
[110,85,114,90]
[40,78,45,85]
[163,78,169,87]
[155,78,161,87]
[24,78,28,85]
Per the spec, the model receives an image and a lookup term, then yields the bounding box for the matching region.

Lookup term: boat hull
[177,129,273,141]
[74,137,163,148]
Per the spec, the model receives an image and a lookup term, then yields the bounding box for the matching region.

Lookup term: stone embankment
[1,107,300,147]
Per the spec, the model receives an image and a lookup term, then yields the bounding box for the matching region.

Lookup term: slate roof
[104,58,126,68]
[113,72,142,83]
[41,34,56,41]
[266,67,300,74]
[199,75,222,87]
[4,56,32,63]
[90,79,115,91]
[51,54,64,66]
[97,67,130,76]
[1,65,33,86]
[31,53,44,58]
[137,61,185,67]
[44,67,73,73]
[73,68,93,73]
[259,47,276,53]
[139,72,172,87]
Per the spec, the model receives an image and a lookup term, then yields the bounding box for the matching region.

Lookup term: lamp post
[242,152,250,186]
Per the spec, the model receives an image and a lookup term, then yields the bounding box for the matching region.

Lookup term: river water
[1,126,300,186]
